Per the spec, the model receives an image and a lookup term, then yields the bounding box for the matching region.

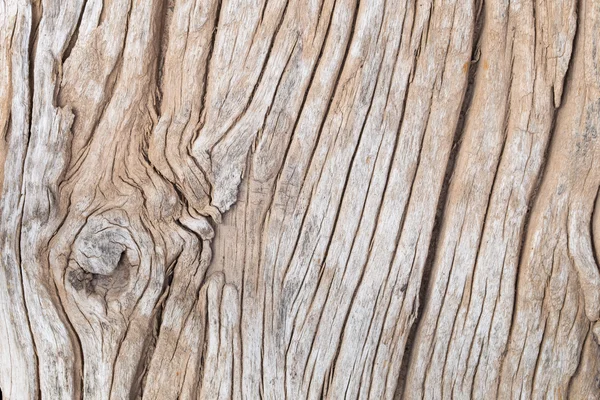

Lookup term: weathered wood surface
[0,0,599,399]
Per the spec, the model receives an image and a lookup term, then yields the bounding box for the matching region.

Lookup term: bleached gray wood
[1,0,599,399]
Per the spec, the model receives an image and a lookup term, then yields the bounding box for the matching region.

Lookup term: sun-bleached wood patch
[1,0,599,399]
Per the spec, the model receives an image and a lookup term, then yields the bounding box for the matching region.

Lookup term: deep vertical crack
[394,1,486,397]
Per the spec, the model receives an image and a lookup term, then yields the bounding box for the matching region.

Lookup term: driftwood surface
[1,0,600,399]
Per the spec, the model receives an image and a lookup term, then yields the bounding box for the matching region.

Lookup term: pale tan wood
[1,0,599,399]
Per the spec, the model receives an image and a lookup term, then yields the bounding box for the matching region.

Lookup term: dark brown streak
[61,0,88,65]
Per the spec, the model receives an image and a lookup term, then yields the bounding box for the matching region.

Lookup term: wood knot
[68,213,139,295]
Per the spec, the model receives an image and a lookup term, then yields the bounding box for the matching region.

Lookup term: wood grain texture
[0,0,599,399]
